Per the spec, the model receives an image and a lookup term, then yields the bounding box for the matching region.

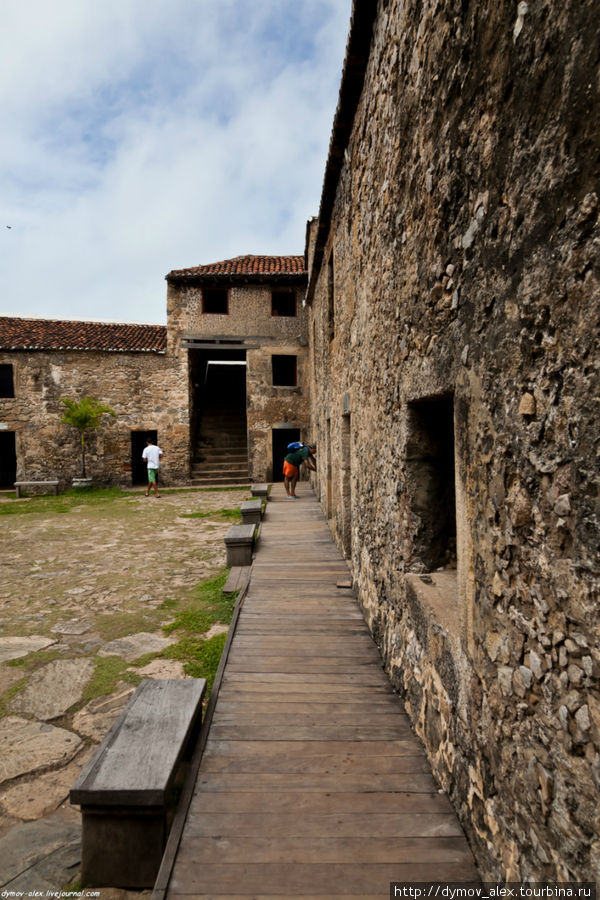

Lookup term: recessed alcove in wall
[0,364,14,398]
[406,394,456,572]
[271,290,296,317]
[272,354,297,387]
[202,289,228,314]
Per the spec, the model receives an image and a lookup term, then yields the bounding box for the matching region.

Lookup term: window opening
[271,291,296,317]
[272,355,297,387]
[406,395,456,571]
[0,364,14,398]
[202,289,228,314]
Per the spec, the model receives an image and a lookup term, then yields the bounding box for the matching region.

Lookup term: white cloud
[0,0,351,323]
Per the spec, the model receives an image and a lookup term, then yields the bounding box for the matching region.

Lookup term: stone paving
[0,487,248,894]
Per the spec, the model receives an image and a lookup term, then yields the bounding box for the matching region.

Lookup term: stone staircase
[191,411,249,487]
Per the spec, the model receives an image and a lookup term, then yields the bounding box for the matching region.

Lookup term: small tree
[61,396,116,478]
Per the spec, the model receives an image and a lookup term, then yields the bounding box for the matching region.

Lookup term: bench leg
[15,486,21,499]
[80,806,167,888]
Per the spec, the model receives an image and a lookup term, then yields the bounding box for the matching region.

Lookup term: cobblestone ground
[0,486,249,895]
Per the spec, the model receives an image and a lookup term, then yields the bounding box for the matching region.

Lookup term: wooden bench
[70,678,206,888]
[240,498,263,524]
[14,480,59,498]
[224,523,256,566]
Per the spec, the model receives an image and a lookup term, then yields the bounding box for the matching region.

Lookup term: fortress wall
[309,0,599,881]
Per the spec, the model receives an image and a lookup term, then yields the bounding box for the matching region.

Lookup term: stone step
[194,446,248,456]
[196,438,248,448]
[192,455,248,466]
[191,464,249,477]
[191,476,251,487]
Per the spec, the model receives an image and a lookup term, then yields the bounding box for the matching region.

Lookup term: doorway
[272,428,300,482]
[0,431,17,488]
[131,430,157,485]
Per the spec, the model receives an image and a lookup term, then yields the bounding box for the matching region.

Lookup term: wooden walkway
[164,483,479,898]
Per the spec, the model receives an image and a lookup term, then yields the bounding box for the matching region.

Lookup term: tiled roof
[0,317,167,353]
[167,254,306,279]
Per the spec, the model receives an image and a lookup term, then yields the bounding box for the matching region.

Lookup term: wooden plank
[202,740,421,757]
[169,861,479,895]
[208,725,414,741]
[226,646,382,660]
[193,773,437,793]
[215,699,401,713]
[181,811,465,838]
[223,566,251,593]
[220,671,390,685]
[176,834,470,864]
[188,790,452,814]
[224,658,385,672]
[168,894,389,900]
[210,711,409,728]
[199,753,431,776]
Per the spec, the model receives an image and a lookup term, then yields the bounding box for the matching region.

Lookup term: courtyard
[0,485,248,891]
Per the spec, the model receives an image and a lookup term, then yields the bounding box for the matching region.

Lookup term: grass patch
[159,569,238,693]
[163,633,227,693]
[82,656,141,702]
[180,507,242,522]
[163,570,236,633]
[0,487,130,516]
[195,569,237,624]
[163,609,213,636]
[94,610,165,642]
[6,647,64,669]
[0,677,27,718]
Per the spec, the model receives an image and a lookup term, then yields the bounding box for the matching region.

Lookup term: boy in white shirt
[142,438,163,497]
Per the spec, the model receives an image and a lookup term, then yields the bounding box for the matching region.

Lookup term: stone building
[166,254,309,484]
[305,0,599,884]
[0,255,309,489]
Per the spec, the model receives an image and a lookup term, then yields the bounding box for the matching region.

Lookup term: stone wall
[308,0,599,882]
[167,282,309,349]
[0,349,189,488]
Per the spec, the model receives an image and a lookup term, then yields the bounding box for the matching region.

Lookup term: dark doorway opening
[189,348,248,488]
[0,431,17,488]
[406,395,456,571]
[272,428,300,482]
[131,430,157,485]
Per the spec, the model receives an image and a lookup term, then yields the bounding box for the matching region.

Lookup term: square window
[202,289,228,314]
[271,291,296,317]
[272,355,297,386]
[0,364,14,398]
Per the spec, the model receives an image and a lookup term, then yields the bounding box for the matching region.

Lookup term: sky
[0,0,352,324]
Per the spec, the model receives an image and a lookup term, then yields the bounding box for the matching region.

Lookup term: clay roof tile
[0,317,166,353]
[167,254,306,279]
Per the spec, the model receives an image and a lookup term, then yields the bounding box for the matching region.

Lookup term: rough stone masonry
[306,0,599,883]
